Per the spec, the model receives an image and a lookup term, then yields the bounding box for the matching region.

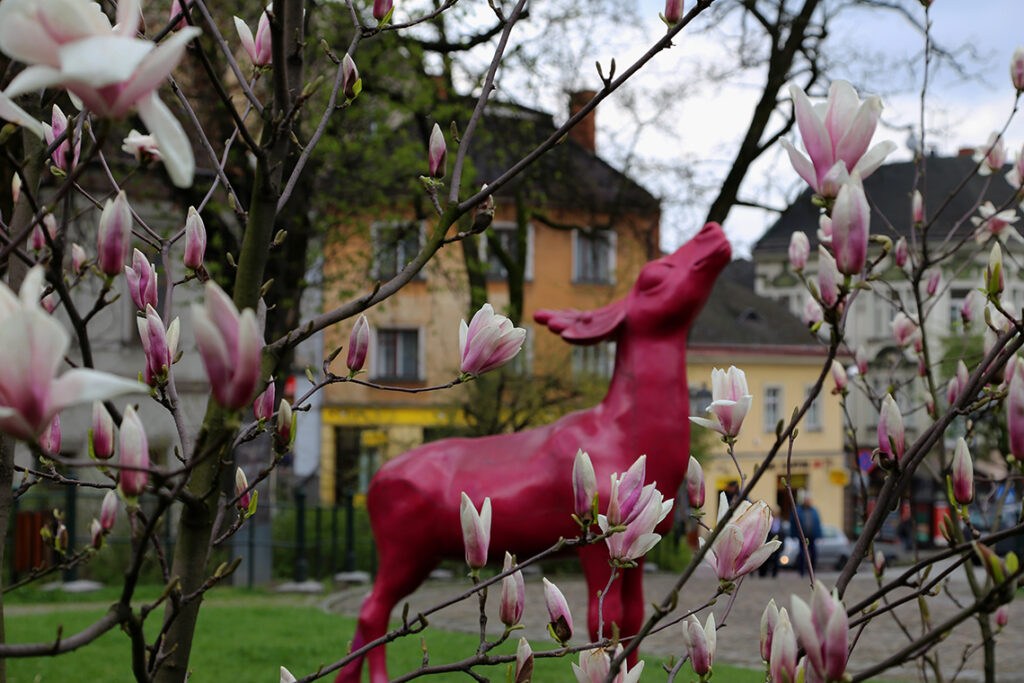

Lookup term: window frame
[804,384,822,432]
[480,221,534,282]
[371,221,425,282]
[370,325,424,382]
[764,385,783,432]
[571,228,617,285]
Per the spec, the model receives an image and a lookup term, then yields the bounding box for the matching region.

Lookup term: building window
[372,222,423,281]
[372,328,421,381]
[572,229,616,284]
[572,341,616,378]
[483,222,533,281]
[949,287,970,327]
[690,386,713,416]
[804,385,822,431]
[764,386,782,432]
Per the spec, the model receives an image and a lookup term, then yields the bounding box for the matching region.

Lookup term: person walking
[791,492,822,576]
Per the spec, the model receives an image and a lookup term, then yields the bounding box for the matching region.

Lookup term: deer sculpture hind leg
[578,544,641,667]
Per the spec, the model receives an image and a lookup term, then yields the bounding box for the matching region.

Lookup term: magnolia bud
[498,552,525,627]
[97,191,133,277]
[996,605,1009,628]
[71,243,87,275]
[894,237,909,268]
[686,455,705,508]
[428,123,446,179]
[543,577,573,645]
[342,54,360,100]
[873,550,885,576]
[347,315,369,374]
[100,489,118,531]
[951,437,974,505]
[1013,47,1024,93]
[118,406,149,498]
[663,0,683,24]
[460,492,491,570]
[235,467,251,510]
[183,206,206,270]
[372,0,393,21]
[912,190,923,224]
[789,231,809,271]
[254,381,275,422]
[275,398,293,448]
[90,518,104,549]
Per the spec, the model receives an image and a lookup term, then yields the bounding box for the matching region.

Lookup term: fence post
[344,490,355,572]
[294,487,308,582]
[248,512,255,588]
[63,476,77,582]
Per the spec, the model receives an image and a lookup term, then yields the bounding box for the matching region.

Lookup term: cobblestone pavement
[324,560,1024,682]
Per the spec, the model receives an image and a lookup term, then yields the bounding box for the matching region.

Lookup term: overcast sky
[576,1,1024,257]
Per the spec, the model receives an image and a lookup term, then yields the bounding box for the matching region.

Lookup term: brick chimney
[568,90,597,153]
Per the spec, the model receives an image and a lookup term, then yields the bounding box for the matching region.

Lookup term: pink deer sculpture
[336,222,731,683]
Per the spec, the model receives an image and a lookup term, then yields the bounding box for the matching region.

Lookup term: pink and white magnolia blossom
[878,394,905,463]
[515,638,533,682]
[854,346,868,376]
[90,518,104,549]
[781,81,895,198]
[701,492,782,582]
[961,290,984,326]
[346,315,369,374]
[372,0,393,22]
[792,581,849,683]
[912,190,923,224]
[0,0,200,187]
[830,360,848,392]
[605,456,658,526]
[42,104,80,172]
[11,173,21,204]
[681,613,716,677]
[817,214,832,245]
[951,437,974,505]
[662,0,683,25]
[975,132,1006,176]
[459,492,491,570]
[253,381,275,422]
[498,552,525,627]
[1013,47,1024,92]
[137,305,178,386]
[234,7,272,67]
[996,605,1009,629]
[1007,143,1024,189]
[830,173,870,275]
[341,53,359,101]
[987,242,1004,297]
[183,206,206,270]
[789,231,809,271]
[71,243,88,275]
[97,191,133,277]
[192,282,263,410]
[572,449,598,523]
[891,312,919,349]
[689,366,752,438]
[760,599,779,662]
[894,237,909,268]
[40,414,60,453]
[1007,360,1024,460]
[125,249,158,311]
[118,405,149,498]
[686,455,705,509]
[0,267,143,441]
[542,577,573,644]
[235,467,251,509]
[92,401,115,459]
[770,607,799,683]
[275,398,293,447]
[572,645,644,683]
[803,296,823,326]
[100,489,118,531]
[970,201,1021,244]
[428,122,446,179]
[458,303,526,376]
[122,129,162,163]
[597,481,672,563]
[817,246,840,307]
[925,268,940,297]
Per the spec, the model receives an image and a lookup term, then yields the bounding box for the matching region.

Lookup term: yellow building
[317,98,660,504]
[686,266,849,530]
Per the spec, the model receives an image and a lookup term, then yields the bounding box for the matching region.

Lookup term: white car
[778,523,852,571]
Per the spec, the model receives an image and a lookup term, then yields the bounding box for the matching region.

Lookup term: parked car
[778,523,853,571]
[966,501,1024,560]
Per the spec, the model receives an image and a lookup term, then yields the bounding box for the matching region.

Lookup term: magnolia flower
[235,467,251,509]
[961,290,984,326]
[873,549,886,576]
[458,303,526,376]
[137,305,179,386]
[681,613,716,677]
[597,481,672,563]
[118,405,149,498]
[459,492,491,570]
[122,130,162,164]
[760,599,779,662]
[701,492,782,582]
[951,437,973,505]
[0,0,200,187]
[792,581,849,683]
[183,206,206,270]
[996,605,1009,629]
[912,190,923,224]
[662,0,683,24]
[781,81,895,198]
[770,608,798,683]
[854,346,868,376]
[71,243,88,275]
[1007,144,1024,189]
[542,577,573,645]
[40,414,60,453]
[831,174,869,275]
[125,249,158,312]
[789,231,809,271]
[499,552,525,627]
[1013,47,1024,92]
[11,173,21,204]
[253,381,275,421]
[372,0,393,22]
[605,456,647,525]
[817,214,832,245]
[92,401,115,459]
[878,394,905,463]
[428,123,446,179]
[97,192,133,277]
[686,455,705,509]
[572,449,598,524]
[925,268,940,297]
[572,645,644,683]
[100,489,118,531]
[342,53,359,100]
[970,201,1021,244]
[891,312,919,348]
[234,7,271,67]
[347,315,369,374]
[689,366,752,438]
[817,246,840,307]
[803,296,823,326]
[515,638,533,683]
[830,360,848,393]
[42,104,80,172]
[1007,361,1024,460]
[90,518,104,549]
[0,267,143,441]
[275,398,293,448]
[894,237,909,268]
[192,282,263,410]
[975,132,1006,176]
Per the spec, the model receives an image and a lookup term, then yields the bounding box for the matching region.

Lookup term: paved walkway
[325,561,1024,682]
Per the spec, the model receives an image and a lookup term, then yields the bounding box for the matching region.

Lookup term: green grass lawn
[3,594,765,682]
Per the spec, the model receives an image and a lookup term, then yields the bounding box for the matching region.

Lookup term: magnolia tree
[0,0,1022,681]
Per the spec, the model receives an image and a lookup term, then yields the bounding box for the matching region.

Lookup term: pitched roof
[755,155,1018,254]
[689,260,815,347]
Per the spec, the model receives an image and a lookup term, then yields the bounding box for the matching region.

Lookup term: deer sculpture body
[337,222,731,683]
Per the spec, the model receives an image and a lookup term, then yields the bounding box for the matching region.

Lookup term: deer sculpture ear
[534,298,627,345]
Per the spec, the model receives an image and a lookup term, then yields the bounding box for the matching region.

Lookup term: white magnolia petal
[688,416,725,435]
[233,16,258,64]
[49,369,146,414]
[136,92,195,187]
[0,89,45,138]
[57,35,153,88]
[851,141,896,180]
[780,139,818,190]
[112,27,201,113]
